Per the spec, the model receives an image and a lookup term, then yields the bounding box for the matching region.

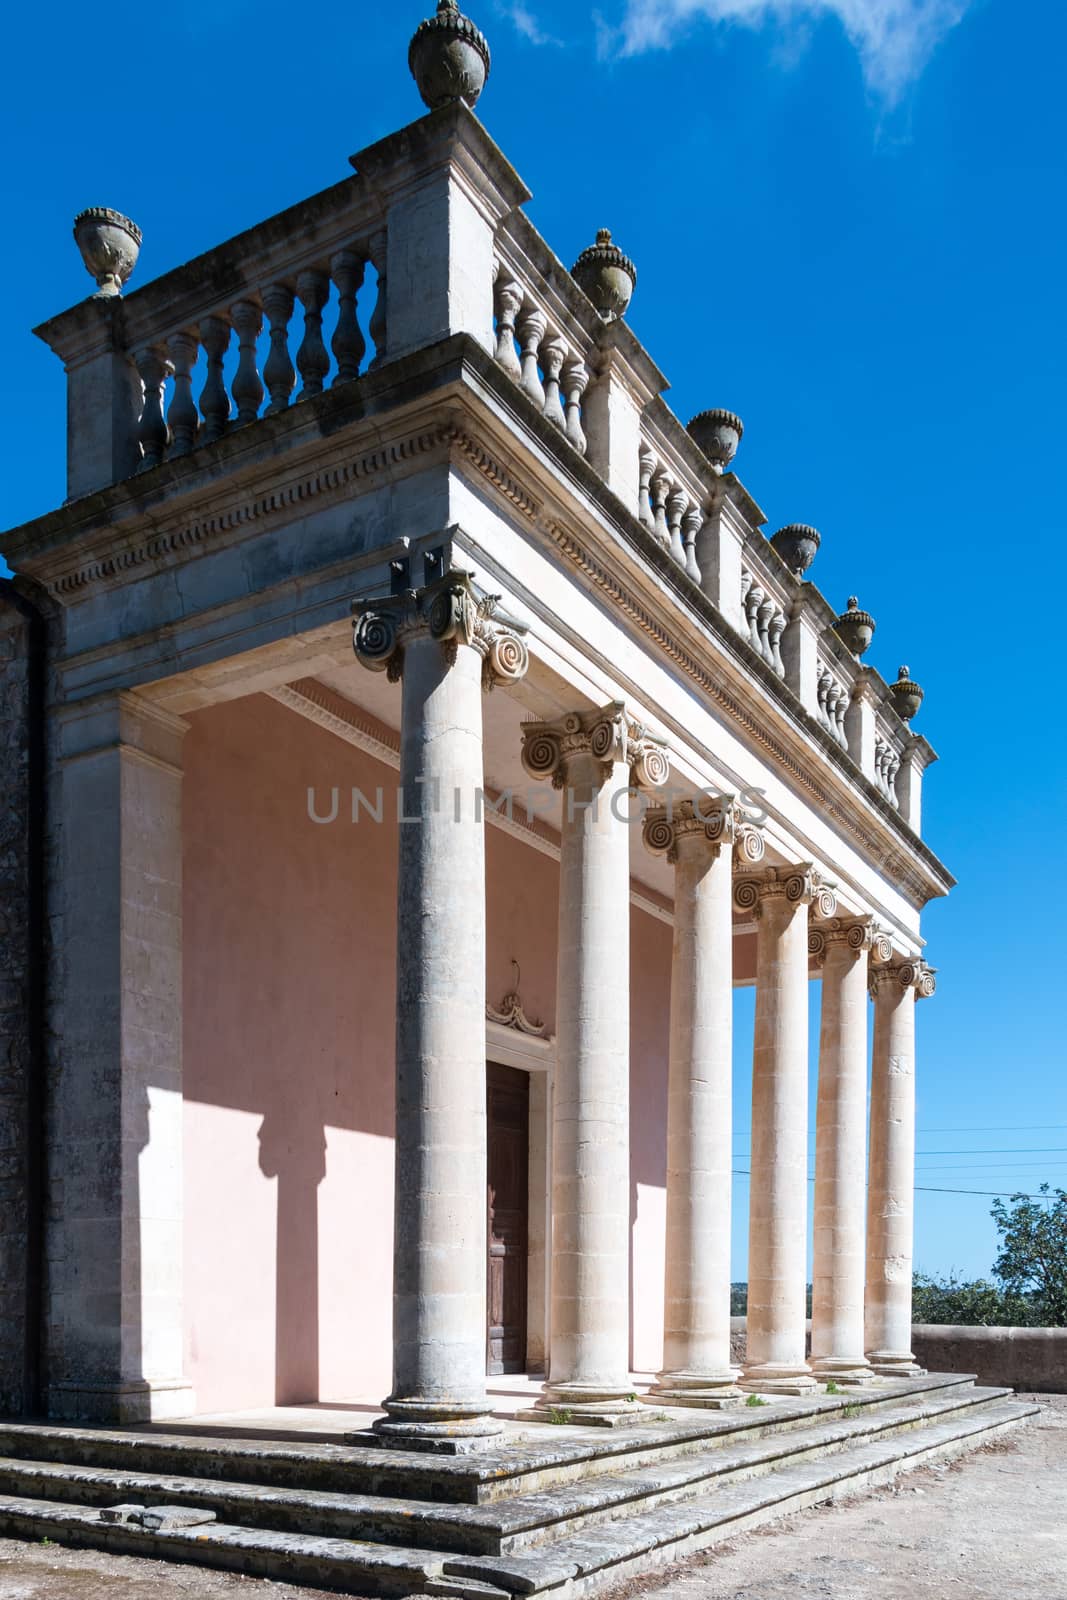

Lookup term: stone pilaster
[865,956,935,1377]
[521,704,669,1421]
[735,865,837,1395]
[48,692,194,1423]
[641,799,764,1408]
[809,918,882,1385]
[354,571,528,1450]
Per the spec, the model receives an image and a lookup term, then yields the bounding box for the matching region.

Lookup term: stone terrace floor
[0,1391,1061,1599]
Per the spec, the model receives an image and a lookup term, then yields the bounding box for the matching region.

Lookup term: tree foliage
[913,1186,1067,1328]
[991,1185,1067,1326]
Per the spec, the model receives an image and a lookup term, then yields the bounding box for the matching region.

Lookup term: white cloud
[605,0,969,103]
[494,1,563,46]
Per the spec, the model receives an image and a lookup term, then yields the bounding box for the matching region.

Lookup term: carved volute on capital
[734,864,838,920]
[521,703,670,792]
[642,795,766,867]
[352,570,529,690]
[808,914,876,965]
[868,956,936,1002]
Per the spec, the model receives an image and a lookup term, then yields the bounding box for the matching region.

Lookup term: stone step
[0,1398,1037,1596]
[0,1373,976,1507]
[0,1383,1015,1557]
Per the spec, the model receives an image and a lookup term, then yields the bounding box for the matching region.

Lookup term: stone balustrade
[33,101,933,840]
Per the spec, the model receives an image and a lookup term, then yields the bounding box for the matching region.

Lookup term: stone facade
[0,31,953,1431]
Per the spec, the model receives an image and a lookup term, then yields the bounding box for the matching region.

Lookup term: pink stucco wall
[182,691,672,1414]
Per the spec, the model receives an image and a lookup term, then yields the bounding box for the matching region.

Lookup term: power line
[730,1169,1060,1201]
[915,1147,1067,1157]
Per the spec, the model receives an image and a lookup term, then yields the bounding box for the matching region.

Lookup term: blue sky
[3,0,1065,1280]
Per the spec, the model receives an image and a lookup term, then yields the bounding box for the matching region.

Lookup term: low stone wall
[728,1317,1067,1392]
[911,1324,1067,1393]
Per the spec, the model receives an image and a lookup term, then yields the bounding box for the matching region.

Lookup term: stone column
[865,957,935,1377]
[809,919,880,1385]
[521,705,668,1421]
[735,866,836,1394]
[354,572,529,1450]
[641,798,764,1408]
[48,692,194,1423]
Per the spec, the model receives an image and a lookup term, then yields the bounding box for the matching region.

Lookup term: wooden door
[486,1063,529,1376]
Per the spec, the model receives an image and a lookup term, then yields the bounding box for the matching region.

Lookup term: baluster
[296,270,331,399]
[516,305,547,408]
[134,345,172,471]
[888,752,900,807]
[262,284,296,415]
[493,278,523,381]
[540,335,567,430]
[835,690,850,747]
[166,331,199,457]
[744,579,764,655]
[826,679,842,742]
[817,668,832,731]
[667,487,687,569]
[650,468,671,550]
[198,315,232,442]
[331,249,366,385]
[230,300,264,425]
[561,356,589,455]
[757,597,776,666]
[768,608,786,677]
[638,446,656,530]
[683,505,703,584]
[369,231,388,369]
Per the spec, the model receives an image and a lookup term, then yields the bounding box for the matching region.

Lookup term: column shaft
[382,633,501,1443]
[742,883,817,1393]
[650,824,739,1405]
[545,750,635,1413]
[866,968,924,1375]
[810,933,873,1381]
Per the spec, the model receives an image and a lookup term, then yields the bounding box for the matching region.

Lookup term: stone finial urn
[834,596,876,657]
[770,523,821,578]
[571,229,636,321]
[409,0,491,110]
[73,207,142,297]
[687,409,743,474]
[889,665,924,722]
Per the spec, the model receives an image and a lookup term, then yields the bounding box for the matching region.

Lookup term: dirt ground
[0,1395,1062,1600]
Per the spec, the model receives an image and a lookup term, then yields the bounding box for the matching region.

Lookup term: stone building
[0,0,954,1451]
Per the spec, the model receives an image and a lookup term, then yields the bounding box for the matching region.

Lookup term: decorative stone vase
[834,596,876,657]
[408,0,491,111]
[889,665,924,722]
[73,208,142,297]
[770,523,821,578]
[687,408,743,474]
[571,230,636,321]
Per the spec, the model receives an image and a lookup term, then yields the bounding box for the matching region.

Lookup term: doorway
[486,1062,529,1375]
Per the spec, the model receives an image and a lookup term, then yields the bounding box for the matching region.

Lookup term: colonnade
[354,576,934,1448]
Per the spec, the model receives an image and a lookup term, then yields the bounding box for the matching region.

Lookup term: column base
[644,1370,744,1409]
[866,1353,926,1379]
[518,1381,645,1427]
[811,1358,882,1387]
[48,1379,197,1425]
[739,1363,819,1396]
[363,1396,505,1454]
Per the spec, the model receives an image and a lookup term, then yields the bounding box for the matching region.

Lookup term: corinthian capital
[352,570,529,689]
[642,795,766,866]
[734,864,838,919]
[521,702,670,792]
[869,956,937,1001]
